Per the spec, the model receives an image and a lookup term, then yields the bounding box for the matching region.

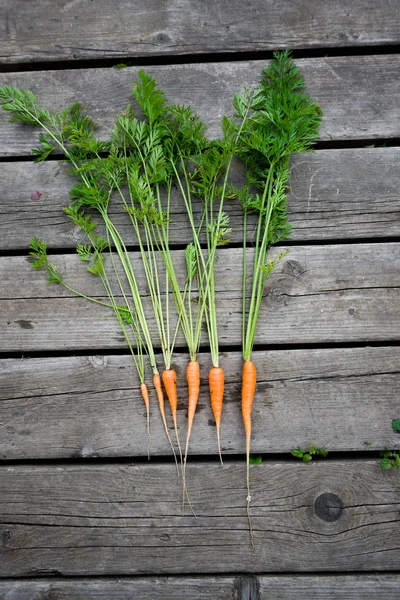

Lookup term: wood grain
[0,575,399,599]
[1,0,399,64]
[1,461,399,576]
[1,148,400,251]
[1,56,400,157]
[0,243,399,352]
[0,347,399,459]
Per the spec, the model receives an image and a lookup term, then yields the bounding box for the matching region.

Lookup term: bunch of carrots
[0,51,322,536]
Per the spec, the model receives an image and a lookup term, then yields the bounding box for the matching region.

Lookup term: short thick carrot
[242,359,257,545]
[162,368,182,462]
[209,366,224,464]
[162,369,178,427]
[140,382,151,460]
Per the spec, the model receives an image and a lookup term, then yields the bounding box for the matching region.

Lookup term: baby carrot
[182,359,200,515]
[140,382,151,460]
[242,359,257,545]
[162,369,183,459]
[185,359,200,452]
[209,366,224,464]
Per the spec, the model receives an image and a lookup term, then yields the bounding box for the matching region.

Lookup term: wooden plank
[1,575,399,599]
[258,575,400,599]
[1,56,400,156]
[1,0,399,64]
[0,243,399,352]
[1,347,399,459]
[0,577,236,599]
[1,148,400,251]
[1,461,399,576]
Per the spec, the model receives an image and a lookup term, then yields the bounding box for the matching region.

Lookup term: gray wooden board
[1,0,399,64]
[0,575,400,600]
[1,148,400,251]
[1,56,400,155]
[0,347,399,459]
[0,243,399,352]
[1,461,400,576]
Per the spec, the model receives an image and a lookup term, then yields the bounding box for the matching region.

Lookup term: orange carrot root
[209,366,224,465]
[242,359,257,546]
[162,369,183,461]
[140,382,151,460]
[182,359,201,516]
[153,373,179,476]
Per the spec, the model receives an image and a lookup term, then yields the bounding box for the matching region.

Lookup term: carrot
[162,369,178,426]
[153,373,179,475]
[185,359,200,451]
[140,382,151,460]
[182,359,200,515]
[242,359,257,545]
[209,366,224,464]
[162,369,183,460]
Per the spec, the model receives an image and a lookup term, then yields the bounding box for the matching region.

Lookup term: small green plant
[291,444,328,462]
[380,451,400,471]
[391,419,400,433]
[249,455,262,465]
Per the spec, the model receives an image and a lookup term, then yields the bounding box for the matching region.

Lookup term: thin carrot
[140,382,151,460]
[242,359,257,546]
[182,359,200,515]
[162,369,183,460]
[153,373,179,475]
[209,366,224,464]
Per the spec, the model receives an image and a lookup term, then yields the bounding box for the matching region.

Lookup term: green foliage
[185,243,197,282]
[132,69,167,124]
[29,237,48,270]
[0,86,50,126]
[249,455,262,465]
[63,204,97,235]
[239,51,322,361]
[392,419,400,433]
[29,237,62,284]
[380,451,400,471]
[291,444,328,462]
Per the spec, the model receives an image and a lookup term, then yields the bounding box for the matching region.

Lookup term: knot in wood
[314,492,344,522]
[1,529,11,545]
[283,259,306,277]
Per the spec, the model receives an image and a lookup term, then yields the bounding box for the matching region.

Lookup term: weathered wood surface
[1,575,400,600]
[1,461,399,576]
[1,0,399,65]
[1,243,399,352]
[2,148,399,250]
[1,56,400,156]
[1,347,399,459]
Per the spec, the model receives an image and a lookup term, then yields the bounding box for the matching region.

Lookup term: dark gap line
[1,570,399,581]
[0,138,399,166]
[0,450,391,467]
[314,138,400,150]
[1,44,400,74]
[1,236,399,258]
[1,340,400,361]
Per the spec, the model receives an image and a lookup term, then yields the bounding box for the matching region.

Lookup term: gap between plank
[1,340,400,361]
[0,44,399,74]
[0,450,391,467]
